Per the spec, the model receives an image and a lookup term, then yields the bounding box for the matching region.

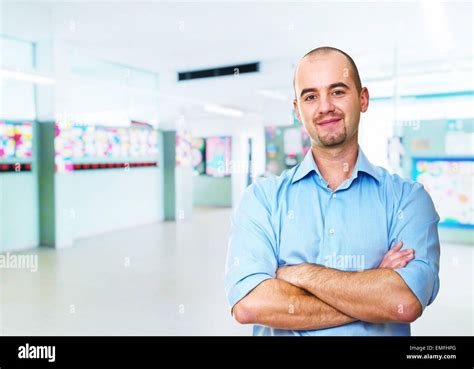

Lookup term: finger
[395,253,416,269]
[388,253,415,269]
[388,250,414,264]
[390,249,415,259]
[388,248,414,262]
[379,243,407,268]
[382,250,413,267]
[395,259,408,269]
[385,241,403,257]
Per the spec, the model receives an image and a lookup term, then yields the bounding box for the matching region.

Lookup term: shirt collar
[291,145,381,185]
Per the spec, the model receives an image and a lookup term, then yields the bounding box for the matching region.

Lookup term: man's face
[293,52,369,148]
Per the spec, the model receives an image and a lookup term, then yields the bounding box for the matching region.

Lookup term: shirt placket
[324,189,339,261]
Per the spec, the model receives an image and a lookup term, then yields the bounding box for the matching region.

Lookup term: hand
[378,241,414,270]
[276,263,311,287]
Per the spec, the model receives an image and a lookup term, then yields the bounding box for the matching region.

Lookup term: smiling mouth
[318,118,341,126]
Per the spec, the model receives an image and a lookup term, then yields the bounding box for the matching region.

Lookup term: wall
[0,169,39,252]
[55,165,164,247]
[0,121,39,252]
[193,175,232,207]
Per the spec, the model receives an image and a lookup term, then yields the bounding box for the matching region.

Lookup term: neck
[311,136,359,190]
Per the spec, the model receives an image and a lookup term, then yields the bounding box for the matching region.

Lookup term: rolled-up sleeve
[390,182,441,311]
[224,180,278,311]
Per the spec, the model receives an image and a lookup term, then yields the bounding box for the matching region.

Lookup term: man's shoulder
[376,165,422,190]
[375,165,430,205]
[244,166,300,204]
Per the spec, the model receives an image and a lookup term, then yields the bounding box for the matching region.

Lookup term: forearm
[295,264,421,323]
[233,278,356,330]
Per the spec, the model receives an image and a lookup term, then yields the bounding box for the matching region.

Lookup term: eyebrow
[299,82,350,98]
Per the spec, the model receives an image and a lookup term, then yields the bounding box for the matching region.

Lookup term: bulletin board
[55,123,159,173]
[205,136,231,177]
[175,130,193,168]
[191,137,206,175]
[412,157,473,229]
[265,125,311,175]
[0,121,33,159]
[177,135,230,176]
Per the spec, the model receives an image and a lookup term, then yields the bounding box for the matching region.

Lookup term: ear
[293,99,302,122]
[360,87,369,113]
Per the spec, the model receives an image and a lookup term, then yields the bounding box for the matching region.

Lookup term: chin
[319,134,347,147]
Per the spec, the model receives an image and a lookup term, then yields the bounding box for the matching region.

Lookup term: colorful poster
[191,137,206,175]
[413,158,474,228]
[0,122,33,158]
[137,129,148,157]
[117,128,129,157]
[54,123,160,172]
[4,124,16,157]
[95,128,109,157]
[147,130,159,157]
[55,124,74,172]
[265,126,277,141]
[71,126,85,158]
[14,123,33,158]
[265,124,309,175]
[107,128,120,158]
[83,126,96,157]
[175,130,192,168]
[205,136,231,177]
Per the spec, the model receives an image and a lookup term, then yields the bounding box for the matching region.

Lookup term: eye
[304,94,317,102]
[332,90,345,96]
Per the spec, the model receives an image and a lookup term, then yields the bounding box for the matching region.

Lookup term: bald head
[293,47,362,99]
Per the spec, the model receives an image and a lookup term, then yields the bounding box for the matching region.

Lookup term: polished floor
[0,207,472,336]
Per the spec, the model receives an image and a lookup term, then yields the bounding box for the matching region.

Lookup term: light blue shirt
[225,146,440,336]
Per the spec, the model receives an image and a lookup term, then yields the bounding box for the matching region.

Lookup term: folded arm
[233,241,416,328]
[277,261,422,324]
[233,278,356,330]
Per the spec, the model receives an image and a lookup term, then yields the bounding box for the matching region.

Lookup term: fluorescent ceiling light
[204,104,243,117]
[0,69,55,85]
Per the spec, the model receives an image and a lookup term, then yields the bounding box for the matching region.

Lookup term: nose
[318,95,335,115]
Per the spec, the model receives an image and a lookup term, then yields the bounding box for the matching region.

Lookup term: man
[224,46,440,336]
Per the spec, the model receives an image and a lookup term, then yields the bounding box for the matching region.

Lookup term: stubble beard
[317,124,348,147]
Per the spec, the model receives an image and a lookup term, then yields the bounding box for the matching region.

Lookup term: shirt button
[329,228,335,235]
[331,193,337,199]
